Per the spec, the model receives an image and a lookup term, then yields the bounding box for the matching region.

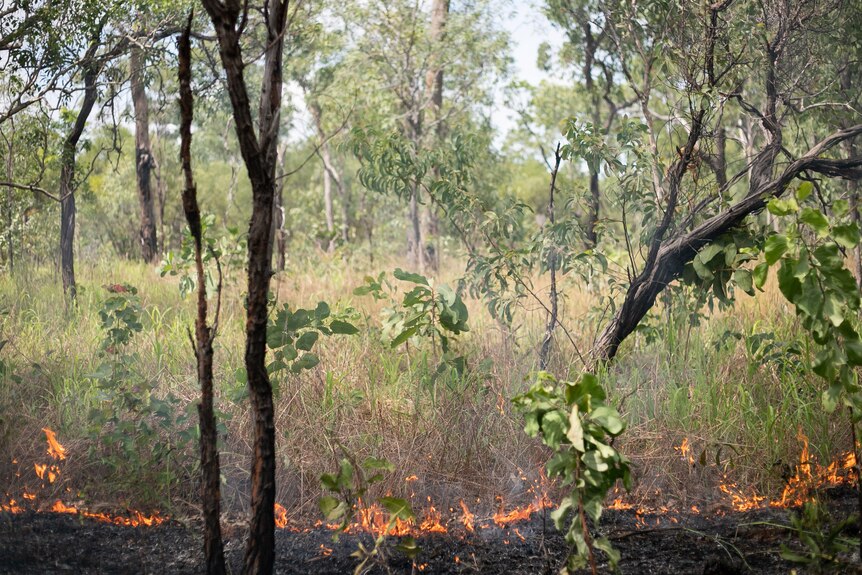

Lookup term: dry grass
[0,255,850,523]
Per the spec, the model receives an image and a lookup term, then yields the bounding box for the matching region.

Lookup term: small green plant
[354,268,469,377]
[513,372,630,575]
[780,499,859,572]
[261,300,359,394]
[86,284,190,504]
[319,455,419,575]
[158,215,246,297]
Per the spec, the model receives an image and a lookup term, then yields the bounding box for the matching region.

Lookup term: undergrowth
[0,256,847,520]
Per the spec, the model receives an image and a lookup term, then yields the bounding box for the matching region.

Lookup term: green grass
[0,256,853,521]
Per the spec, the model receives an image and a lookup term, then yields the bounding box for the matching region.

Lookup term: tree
[130,39,159,263]
[178,16,226,574]
[576,0,862,365]
[198,1,288,573]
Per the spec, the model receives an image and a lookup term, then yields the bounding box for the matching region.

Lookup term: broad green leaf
[795,181,814,202]
[753,262,769,289]
[590,406,626,435]
[393,268,429,285]
[291,353,319,372]
[330,320,359,335]
[697,243,723,264]
[319,496,345,520]
[734,269,754,296]
[767,197,798,216]
[391,326,418,347]
[566,405,585,452]
[296,331,319,351]
[379,497,415,521]
[799,208,829,236]
[764,234,788,265]
[833,223,860,249]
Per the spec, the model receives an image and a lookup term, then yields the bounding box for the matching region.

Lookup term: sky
[491,1,567,142]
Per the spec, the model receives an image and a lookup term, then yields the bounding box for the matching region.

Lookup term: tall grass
[0,255,849,520]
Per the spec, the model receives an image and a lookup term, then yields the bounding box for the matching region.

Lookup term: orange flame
[275,503,288,529]
[459,500,474,533]
[42,428,66,460]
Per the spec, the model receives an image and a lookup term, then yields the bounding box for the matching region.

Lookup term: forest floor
[2,486,861,574]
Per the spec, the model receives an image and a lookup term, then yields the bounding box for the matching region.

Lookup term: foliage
[513,372,630,573]
[157,214,246,297]
[319,456,419,575]
[759,184,862,414]
[780,500,859,573]
[354,269,469,380]
[86,284,192,504]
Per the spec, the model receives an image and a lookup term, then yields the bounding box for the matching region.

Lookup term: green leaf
[319,496,345,520]
[590,406,626,436]
[734,269,754,296]
[314,301,331,320]
[833,223,860,249]
[291,353,320,372]
[767,197,799,216]
[566,405,585,452]
[795,181,814,202]
[753,262,769,289]
[799,208,829,236]
[697,243,723,264]
[396,536,420,559]
[764,234,788,265]
[391,326,418,347]
[296,331,319,351]
[330,320,359,335]
[379,497,415,521]
[393,268,429,286]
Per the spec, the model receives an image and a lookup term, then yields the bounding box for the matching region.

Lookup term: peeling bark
[178,19,226,575]
[199,2,288,573]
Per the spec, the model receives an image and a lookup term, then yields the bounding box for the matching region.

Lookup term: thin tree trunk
[60,45,100,302]
[408,184,424,272]
[307,101,335,250]
[539,146,563,370]
[178,20,226,575]
[3,125,12,272]
[200,2,288,573]
[421,0,448,273]
[273,144,286,272]
[131,43,158,263]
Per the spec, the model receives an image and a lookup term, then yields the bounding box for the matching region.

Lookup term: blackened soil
[2,489,862,574]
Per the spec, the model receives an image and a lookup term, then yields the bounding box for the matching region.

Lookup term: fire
[675,437,694,465]
[418,503,447,534]
[274,503,288,529]
[2,428,165,528]
[459,500,474,532]
[42,428,67,460]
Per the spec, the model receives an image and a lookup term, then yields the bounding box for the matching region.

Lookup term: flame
[319,544,332,557]
[674,437,695,465]
[274,503,288,529]
[42,428,66,460]
[459,500,474,532]
[2,428,166,528]
[419,503,447,534]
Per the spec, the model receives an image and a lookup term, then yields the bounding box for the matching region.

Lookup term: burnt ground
[2,488,862,574]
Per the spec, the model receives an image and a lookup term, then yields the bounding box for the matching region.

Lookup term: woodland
[2,0,862,574]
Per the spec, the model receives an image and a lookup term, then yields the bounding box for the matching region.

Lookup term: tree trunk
[199,2,288,574]
[60,48,100,302]
[421,0,448,273]
[539,147,563,369]
[408,184,424,272]
[3,125,12,272]
[589,123,862,366]
[273,144,286,272]
[131,43,158,263]
[178,21,226,575]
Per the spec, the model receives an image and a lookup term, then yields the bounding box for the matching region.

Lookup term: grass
[0,253,852,523]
